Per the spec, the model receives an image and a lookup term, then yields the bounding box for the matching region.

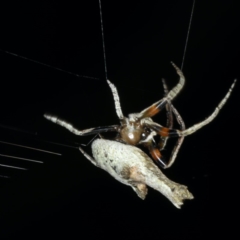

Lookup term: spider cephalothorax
[44,62,236,169]
[118,118,151,145]
[117,114,169,167]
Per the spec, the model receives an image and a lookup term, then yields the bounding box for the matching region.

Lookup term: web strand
[181,0,195,70]
[0,49,99,80]
[0,140,62,156]
[98,0,108,80]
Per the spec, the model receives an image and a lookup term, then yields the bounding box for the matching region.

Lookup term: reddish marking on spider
[150,148,162,162]
[145,105,160,117]
[159,127,169,137]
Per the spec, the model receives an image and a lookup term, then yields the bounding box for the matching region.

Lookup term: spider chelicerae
[44,62,236,169]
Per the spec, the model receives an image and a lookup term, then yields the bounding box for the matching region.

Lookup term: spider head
[119,116,155,146]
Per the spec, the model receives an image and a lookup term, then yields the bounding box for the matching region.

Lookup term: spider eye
[141,131,149,140]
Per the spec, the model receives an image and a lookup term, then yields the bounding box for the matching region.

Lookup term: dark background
[0,0,239,239]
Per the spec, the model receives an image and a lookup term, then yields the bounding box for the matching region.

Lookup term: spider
[44,62,236,169]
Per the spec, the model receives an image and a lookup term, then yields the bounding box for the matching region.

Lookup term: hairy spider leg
[146,78,173,167]
[135,62,185,119]
[147,79,186,168]
[165,104,185,168]
[160,79,186,168]
[159,78,174,150]
[107,80,124,120]
[177,79,236,137]
[145,79,236,141]
[44,114,119,136]
[106,62,185,122]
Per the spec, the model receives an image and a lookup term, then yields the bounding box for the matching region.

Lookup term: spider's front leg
[158,78,174,151]
[158,78,186,150]
[141,79,186,169]
[177,79,236,137]
[44,114,120,136]
[133,62,185,120]
[161,79,236,138]
[145,79,236,168]
[158,79,186,168]
[165,105,185,168]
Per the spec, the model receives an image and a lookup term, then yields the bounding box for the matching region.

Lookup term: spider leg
[164,83,174,129]
[143,119,177,138]
[133,62,185,119]
[80,134,100,147]
[144,79,236,166]
[107,80,124,120]
[147,102,186,168]
[79,145,97,166]
[146,140,167,167]
[44,114,119,136]
[159,78,174,150]
[160,79,186,168]
[164,103,185,168]
[177,79,236,137]
[80,133,106,147]
[144,79,236,138]
[146,79,185,168]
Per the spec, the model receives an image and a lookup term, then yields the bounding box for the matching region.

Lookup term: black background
[0,0,239,239]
